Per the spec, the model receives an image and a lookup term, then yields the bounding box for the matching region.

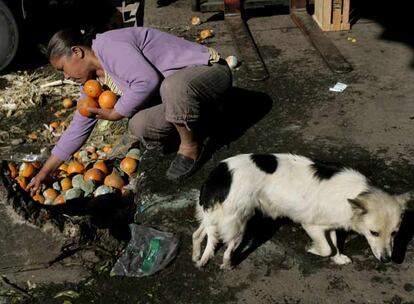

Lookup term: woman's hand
[26,154,63,196]
[87,108,124,121]
[26,170,50,196]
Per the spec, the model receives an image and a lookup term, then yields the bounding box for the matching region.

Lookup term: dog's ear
[395,190,414,211]
[348,198,367,215]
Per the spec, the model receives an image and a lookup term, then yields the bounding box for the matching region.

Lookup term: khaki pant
[128,59,232,149]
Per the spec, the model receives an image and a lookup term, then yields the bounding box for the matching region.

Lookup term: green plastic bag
[111,224,179,277]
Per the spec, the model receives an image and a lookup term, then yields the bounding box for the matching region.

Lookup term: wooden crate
[313,0,350,31]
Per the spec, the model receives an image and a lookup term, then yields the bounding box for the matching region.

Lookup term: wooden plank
[313,0,327,30]
[341,0,350,30]
[290,10,352,73]
[225,16,269,81]
[331,0,342,31]
[322,0,332,31]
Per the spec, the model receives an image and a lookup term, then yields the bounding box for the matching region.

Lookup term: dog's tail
[199,162,233,211]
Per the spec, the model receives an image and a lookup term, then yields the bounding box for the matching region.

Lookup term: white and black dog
[192,153,413,269]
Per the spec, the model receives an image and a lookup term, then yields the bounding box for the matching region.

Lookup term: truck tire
[0,0,19,72]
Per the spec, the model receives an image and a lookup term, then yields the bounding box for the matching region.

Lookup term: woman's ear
[71,46,85,59]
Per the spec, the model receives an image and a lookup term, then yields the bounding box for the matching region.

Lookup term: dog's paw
[192,253,201,263]
[306,244,331,257]
[219,262,233,271]
[331,254,352,265]
[195,258,209,268]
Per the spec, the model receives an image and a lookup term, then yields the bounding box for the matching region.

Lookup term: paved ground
[1,0,414,303]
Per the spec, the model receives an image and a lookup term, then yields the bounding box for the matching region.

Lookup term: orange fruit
[60,177,72,191]
[77,97,99,117]
[8,162,18,178]
[62,98,74,109]
[19,162,35,178]
[93,161,110,175]
[58,163,68,172]
[104,170,125,190]
[120,157,138,176]
[44,188,58,202]
[98,90,117,109]
[50,121,60,129]
[102,145,112,154]
[32,161,41,169]
[67,161,84,175]
[73,151,81,160]
[54,195,65,205]
[27,132,38,141]
[32,193,45,204]
[16,176,27,190]
[84,168,106,184]
[85,146,97,154]
[83,80,102,98]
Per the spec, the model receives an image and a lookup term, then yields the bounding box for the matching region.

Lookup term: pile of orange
[4,145,140,206]
[77,80,118,117]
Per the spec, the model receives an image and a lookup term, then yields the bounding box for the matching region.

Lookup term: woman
[26,26,232,194]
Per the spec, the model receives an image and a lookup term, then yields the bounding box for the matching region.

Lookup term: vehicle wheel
[0,0,19,72]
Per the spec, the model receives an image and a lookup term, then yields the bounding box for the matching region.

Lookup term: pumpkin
[98,90,117,109]
[77,96,99,117]
[120,157,138,176]
[83,80,102,98]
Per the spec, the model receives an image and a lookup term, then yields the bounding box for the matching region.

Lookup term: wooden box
[313,0,350,31]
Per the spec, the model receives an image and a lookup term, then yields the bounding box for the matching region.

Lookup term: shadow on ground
[200,87,273,167]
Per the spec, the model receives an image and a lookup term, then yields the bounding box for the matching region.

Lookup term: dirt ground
[1,0,414,303]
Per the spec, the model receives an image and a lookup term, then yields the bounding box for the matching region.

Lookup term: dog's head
[349,189,414,263]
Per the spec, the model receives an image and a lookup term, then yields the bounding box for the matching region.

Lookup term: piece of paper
[329,82,348,92]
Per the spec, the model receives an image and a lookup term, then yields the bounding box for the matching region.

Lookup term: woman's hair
[47,28,92,59]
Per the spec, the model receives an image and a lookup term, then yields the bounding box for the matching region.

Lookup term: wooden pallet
[313,0,350,31]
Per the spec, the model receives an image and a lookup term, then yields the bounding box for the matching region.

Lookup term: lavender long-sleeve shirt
[52,27,211,161]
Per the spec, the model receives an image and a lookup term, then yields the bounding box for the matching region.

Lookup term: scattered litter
[225,55,239,70]
[329,82,348,92]
[54,290,80,299]
[198,29,214,41]
[40,79,78,89]
[347,37,357,43]
[191,16,201,26]
[111,224,179,277]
